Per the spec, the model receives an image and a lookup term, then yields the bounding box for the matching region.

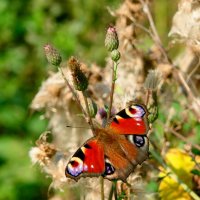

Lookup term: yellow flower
[159,148,195,200]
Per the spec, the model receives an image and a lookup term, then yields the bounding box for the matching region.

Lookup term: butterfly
[65,103,149,182]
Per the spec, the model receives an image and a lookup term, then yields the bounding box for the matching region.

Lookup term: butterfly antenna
[66,125,90,129]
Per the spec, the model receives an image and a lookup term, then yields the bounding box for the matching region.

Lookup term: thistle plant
[30,1,200,199]
[105,26,121,120]
[144,70,161,123]
[68,57,88,92]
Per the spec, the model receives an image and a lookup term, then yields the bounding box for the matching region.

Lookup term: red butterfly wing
[65,138,105,180]
[108,104,148,135]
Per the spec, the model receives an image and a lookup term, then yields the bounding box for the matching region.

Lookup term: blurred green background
[0,0,178,199]
[0,0,120,199]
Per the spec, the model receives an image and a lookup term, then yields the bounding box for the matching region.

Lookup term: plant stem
[139,0,169,63]
[82,92,95,134]
[108,184,114,200]
[145,89,151,106]
[174,68,200,121]
[113,180,118,200]
[58,67,92,127]
[186,57,200,82]
[150,149,167,168]
[169,128,200,151]
[100,177,105,200]
[107,61,118,121]
[168,169,200,200]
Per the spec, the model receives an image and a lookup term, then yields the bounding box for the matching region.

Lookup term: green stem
[82,92,95,134]
[150,149,167,168]
[108,184,114,200]
[113,180,118,200]
[107,62,118,121]
[167,171,200,200]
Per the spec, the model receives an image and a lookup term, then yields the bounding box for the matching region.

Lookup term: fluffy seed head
[144,70,162,91]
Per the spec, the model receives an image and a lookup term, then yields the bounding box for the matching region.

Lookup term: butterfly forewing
[109,104,148,135]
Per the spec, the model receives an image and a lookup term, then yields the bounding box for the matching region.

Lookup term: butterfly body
[65,104,149,181]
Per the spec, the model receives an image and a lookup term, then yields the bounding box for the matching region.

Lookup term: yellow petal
[159,176,192,200]
[159,148,195,200]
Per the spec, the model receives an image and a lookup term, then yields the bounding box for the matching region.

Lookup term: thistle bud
[105,26,119,51]
[148,105,158,123]
[98,107,108,120]
[111,49,120,62]
[44,44,62,66]
[98,107,116,120]
[68,57,88,91]
[88,99,98,118]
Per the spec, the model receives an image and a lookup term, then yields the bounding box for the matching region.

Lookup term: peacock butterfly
[65,103,149,181]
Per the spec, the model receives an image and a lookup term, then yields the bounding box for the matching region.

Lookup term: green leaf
[191,169,200,176]
[191,148,200,155]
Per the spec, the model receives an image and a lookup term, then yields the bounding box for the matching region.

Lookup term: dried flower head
[68,57,88,91]
[29,132,57,166]
[168,0,200,53]
[29,132,73,190]
[44,44,62,66]
[105,26,119,52]
[144,70,162,91]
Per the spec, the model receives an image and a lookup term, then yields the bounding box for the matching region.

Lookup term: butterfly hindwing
[108,104,148,135]
[97,128,149,181]
[65,138,105,181]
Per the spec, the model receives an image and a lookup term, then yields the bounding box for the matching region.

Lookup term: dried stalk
[139,0,200,120]
[169,128,200,151]
[145,89,152,106]
[58,67,97,134]
[187,57,200,82]
[100,177,105,200]
[58,67,86,115]
[139,0,169,63]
